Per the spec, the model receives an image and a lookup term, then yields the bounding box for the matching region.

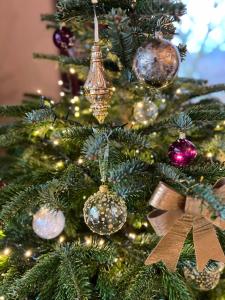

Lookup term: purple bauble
[53,27,74,49]
[168,138,197,167]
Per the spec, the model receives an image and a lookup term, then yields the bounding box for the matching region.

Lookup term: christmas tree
[1,0,225,299]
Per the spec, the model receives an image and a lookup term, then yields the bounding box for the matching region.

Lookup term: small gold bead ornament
[84,0,112,124]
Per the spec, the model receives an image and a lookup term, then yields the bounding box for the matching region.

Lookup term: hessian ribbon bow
[145,179,225,272]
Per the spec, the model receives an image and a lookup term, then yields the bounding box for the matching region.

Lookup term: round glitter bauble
[133,37,180,88]
[168,138,197,167]
[53,27,74,49]
[83,185,127,235]
[133,98,158,125]
[183,261,224,291]
[32,207,65,240]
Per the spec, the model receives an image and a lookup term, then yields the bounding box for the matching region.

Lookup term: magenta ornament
[53,27,74,50]
[168,138,197,167]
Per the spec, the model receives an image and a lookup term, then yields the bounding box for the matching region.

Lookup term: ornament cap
[99,185,109,193]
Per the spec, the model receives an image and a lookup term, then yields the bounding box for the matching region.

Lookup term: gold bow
[145,179,225,272]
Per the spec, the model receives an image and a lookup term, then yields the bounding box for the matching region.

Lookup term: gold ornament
[83,185,127,235]
[84,44,112,123]
[183,261,224,291]
[84,3,112,124]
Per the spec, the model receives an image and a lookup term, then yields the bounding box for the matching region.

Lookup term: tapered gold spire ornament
[84,1,112,124]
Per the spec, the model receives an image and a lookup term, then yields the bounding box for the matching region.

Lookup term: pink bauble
[168,138,197,167]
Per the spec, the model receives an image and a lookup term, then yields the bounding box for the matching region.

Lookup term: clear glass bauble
[183,261,225,291]
[32,207,65,240]
[83,185,127,235]
[133,37,180,88]
[133,98,158,125]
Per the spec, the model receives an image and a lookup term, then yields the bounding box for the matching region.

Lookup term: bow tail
[193,217,225,272]
[145,214,193,271]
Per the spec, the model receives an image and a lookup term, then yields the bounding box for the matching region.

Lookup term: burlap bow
[145,179,225,272]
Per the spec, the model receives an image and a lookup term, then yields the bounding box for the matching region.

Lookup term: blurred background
[0,0,225,105]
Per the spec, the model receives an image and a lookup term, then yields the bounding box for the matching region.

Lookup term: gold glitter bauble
[133,98,158,125]
[133,37,180,88]
[83,185,127,235]
[84,43,112,124]
[183,261,225,291]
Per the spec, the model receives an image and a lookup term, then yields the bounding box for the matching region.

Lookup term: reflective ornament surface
[183,261,224,291]
[133,37,180,88]
[84,44,112,124]
[133,98,158,125]
[32,207,65,239]
[53,27,74,50]
[168,138,197,167]
[83,185,127,235]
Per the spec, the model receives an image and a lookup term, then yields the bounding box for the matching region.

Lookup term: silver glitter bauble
[83,185,127,235]
[183,261,225,291]
[32,207,65,240]
[133,37,180,88]
[133,98,158,125]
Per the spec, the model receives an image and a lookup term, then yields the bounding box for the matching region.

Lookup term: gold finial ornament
[84,44,112,123]
[84,1,112,124]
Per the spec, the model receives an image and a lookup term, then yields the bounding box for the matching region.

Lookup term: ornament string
[93,3,99,43]
[99,131,112,183]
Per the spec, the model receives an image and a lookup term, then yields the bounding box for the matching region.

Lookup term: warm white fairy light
[53,139,60,146]
[78,158,84,165]
[128,233,136,240]
[50,100,55,105]
[114,257,119,263]
[85,236,92,245]
[49,125,54,130]
[70,96,79,104]
[143,222,148,227]
[74,112,80,118]
[3,248,11,256]
[83,195,87,200]
[0,296,5,300]
[98,239,105,246]
[58,235,65,243]
[69,67,76,74]
[37,89,42,95]
[55,161,64,169]
[58,80,63,86]
[24,250,32,258]
[206,152,213,158]
[60,91,65,97]
[33,130,41,137]
[112,87,116,92]
[135,149,140,154]
[161,98,166,103]
[176,88,181,95]
[74,106,80,112]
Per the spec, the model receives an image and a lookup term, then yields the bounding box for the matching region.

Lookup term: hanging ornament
[83,185,127,235]
[133,97,158,125]
[32,207,65,240]
[84,2,112,124]
[133,33,180,88]
[183,261,224,291]
[53,27,74,50]
[168,133,197,167]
